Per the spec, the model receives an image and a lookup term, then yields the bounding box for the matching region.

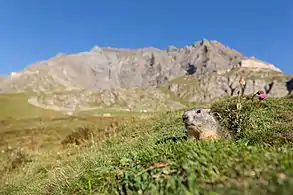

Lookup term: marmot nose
[182,115,188,122]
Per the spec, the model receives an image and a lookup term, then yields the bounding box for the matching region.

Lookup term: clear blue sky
[0,0,292,75]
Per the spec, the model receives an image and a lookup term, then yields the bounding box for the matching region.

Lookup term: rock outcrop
[165,69,289,103]
[237,58,282,72]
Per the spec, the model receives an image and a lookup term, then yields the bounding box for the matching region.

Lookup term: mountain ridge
[1,39,283,89]
[0,39,290,113]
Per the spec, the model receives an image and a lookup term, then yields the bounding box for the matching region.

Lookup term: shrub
[1,147,32,174]
[61,127,94,146]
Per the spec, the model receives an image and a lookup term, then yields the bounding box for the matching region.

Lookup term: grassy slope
[1,96,293,194]
[0,93,143,189]
[78,108,152,117]
[37,88,187,113]
[0,93,62,119]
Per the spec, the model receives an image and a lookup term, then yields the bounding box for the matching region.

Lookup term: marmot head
[182,108,210,122]
[182,108,222,139]
[182,108,218,130]
[182,108,230,140]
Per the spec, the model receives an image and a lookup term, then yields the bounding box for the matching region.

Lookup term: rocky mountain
[0,77,5,83]
[0,39,291,112]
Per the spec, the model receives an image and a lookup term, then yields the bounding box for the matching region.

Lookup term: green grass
[0,93,62,119]
[159,76,207,107]
[159,85,192,106]
[0,93,144,190]
[1,96,293,194]
[79,108,152,117]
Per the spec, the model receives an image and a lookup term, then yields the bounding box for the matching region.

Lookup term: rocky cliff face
[165,69,290,104]
[0,39,291,112]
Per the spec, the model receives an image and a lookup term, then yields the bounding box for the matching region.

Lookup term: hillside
[0,39,291,112]
[1,96,293,194]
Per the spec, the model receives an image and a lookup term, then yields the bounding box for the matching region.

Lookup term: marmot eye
[196,109,201,114]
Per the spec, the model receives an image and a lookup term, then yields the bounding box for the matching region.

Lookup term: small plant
[239,77,246,97]
[211,96,252,139]
[212,76,269,140]
[1,146,32,173]
[61,127,94,146]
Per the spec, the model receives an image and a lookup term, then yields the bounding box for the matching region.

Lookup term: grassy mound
[1,97,293,194]
[211,96,293,145]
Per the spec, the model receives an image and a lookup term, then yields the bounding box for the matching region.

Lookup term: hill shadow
[286,79,293,95]
[185,63,197,75]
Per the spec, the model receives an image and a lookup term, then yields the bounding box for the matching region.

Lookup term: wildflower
[256,90,266,101]
[239,78,246,87]
[236,102,242,110]
[239,78,246,97]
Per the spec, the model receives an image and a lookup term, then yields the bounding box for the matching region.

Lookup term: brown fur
[186,125,220,140]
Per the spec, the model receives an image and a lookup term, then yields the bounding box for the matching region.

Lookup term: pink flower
[258,93,266,101]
